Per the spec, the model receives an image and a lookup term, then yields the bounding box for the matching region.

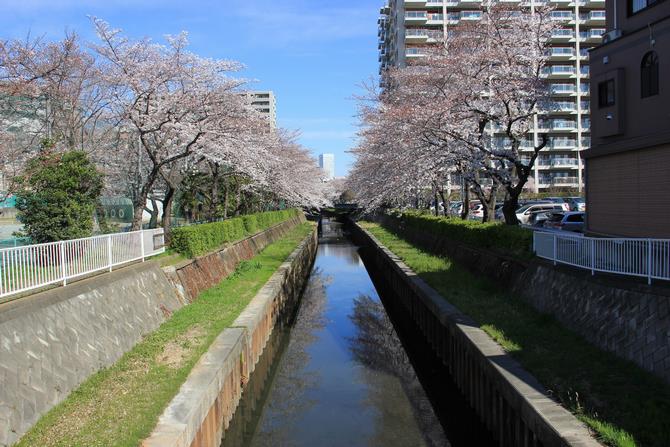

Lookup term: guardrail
[534,231,670,284]
[0,229,165,302]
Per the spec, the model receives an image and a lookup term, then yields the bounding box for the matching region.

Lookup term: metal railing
[534,231,670,284]
[0,229,165,302]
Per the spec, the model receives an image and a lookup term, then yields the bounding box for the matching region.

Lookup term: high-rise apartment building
[378,0,606,193]
[319,153,335,180]
[244,91,277,129]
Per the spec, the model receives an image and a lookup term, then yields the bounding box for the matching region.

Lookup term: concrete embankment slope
[142,227,318,447]
[0,216,305,447]
[351,222,600,447]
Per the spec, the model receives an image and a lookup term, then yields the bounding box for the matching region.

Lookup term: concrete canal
[220,218,494,447]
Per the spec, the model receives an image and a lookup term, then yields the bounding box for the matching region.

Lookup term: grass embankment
[385,210,533,260]
[361,222,670,447]
[15,222,314,447]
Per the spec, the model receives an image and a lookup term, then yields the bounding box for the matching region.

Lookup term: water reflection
[221,219,448,447]
[349,295,448,447]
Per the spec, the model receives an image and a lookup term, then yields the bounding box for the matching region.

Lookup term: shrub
[388,210,533,260]
[170,209,301,258]
[14,149,104,243]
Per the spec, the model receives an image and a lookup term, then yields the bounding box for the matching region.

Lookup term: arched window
[641,51,659,98]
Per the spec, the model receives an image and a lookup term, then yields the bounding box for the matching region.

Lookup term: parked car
[516,203,565,224]
[528,210,553,227]
[449,202,463,216]
[565,197,586,212]
[470,203,484,219]
[544,197,571,211]
[543,211,585,232]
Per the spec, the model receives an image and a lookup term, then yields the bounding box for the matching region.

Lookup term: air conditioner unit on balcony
[602,29,622,43]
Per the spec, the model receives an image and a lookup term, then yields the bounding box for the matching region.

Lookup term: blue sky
[1,0,381,176]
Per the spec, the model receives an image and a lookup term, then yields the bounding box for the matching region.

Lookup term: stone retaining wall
[0,262,184,447]
[142,227,318,447]
[164,215,305,302]
[377,214,670,384]
[0,215,306,447]
[351,222,599,447]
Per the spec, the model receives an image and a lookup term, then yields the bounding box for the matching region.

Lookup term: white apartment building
[319,153,335,180]
[378,0,606,193]
[244,91,277,129]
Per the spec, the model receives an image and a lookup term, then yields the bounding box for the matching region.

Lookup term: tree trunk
[460,181,470,220]
[161,184,175,241]
[438,185,449,217]
[502,195,520,225]
[146,198,159,229]
[130,168,159,231]
[223,183,229,219]
[208,162,220,222]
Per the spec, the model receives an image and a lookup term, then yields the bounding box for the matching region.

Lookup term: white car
[516,203,566,224]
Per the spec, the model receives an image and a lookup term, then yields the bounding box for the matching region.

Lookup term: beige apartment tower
[378,0,606,193]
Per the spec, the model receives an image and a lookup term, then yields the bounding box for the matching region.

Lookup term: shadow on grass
[367,223,670,447]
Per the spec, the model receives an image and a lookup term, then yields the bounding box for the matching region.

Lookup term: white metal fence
[0,229,165,302]
[533,231,670,284]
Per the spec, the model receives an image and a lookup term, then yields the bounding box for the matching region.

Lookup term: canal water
[221,219,491,447]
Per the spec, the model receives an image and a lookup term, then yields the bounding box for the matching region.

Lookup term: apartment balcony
[405,29,430,43]
[446,13,460,24]
[584,28,605,42]
[585,0,605,5]
[460,11,483,20]
[551,176,579,186]
[552,120,577,132]
[548,47,576,61]
[588,10,606,23]
[549,158,580,168]
[427,13,445,23]
[550,29,575,41]
[457,0,483,6]
[406,48,426,58]
[543,65,576,79]
[550,139,577,149]
[405,11,428,23]
[551,11,575,22]
[405,0,428,6]
[551,84,577,96]
[550,101,577,113]
[426,0,445,5]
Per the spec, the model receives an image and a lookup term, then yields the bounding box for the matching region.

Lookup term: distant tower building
[319,153,335,180]
[244,91,277,128]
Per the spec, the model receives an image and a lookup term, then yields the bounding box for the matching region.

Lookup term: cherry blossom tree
[350,4,558,224]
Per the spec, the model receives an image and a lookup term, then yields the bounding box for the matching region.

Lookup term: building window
[598,79,615,108]
[641,51,659,98]
[630,0,661,13]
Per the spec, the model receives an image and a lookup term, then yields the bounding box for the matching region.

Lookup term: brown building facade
[586,0,670,237]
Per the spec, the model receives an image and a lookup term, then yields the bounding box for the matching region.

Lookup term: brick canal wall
[164,214,306,302]
[351,222,599,447]
[142,227,318,447]
[376,214,670,384]
[0,216,306,447]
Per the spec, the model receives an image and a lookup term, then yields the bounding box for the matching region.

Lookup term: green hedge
[170,209,302,258]
[387,210,533,260]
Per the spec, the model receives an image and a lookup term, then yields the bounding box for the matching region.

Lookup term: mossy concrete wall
[377,214,670,384]
[142,227,318,447]
[351,222,599,447]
